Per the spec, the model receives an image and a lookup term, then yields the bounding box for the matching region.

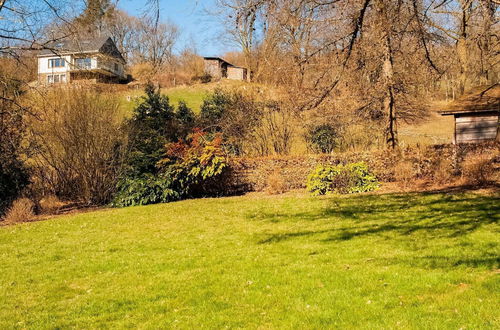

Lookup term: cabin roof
[440,84,500,116]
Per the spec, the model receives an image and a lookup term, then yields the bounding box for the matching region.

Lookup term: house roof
[440,84,500,115]
[38,36,125,62]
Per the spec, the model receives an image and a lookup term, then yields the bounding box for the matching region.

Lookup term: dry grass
[3,198,35,224]
[398,112,455,146]
[461,153,496,186]
[39,195,64,215]
[433,157,454,184]
[265,171,287,195]
[393,160,416,190]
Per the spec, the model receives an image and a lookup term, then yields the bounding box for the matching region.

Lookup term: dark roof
[38,36,125,62]
[440,84,500,115]
[203,56,246,69]
[203,56,228,62]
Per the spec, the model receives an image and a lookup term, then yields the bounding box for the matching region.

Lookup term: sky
[117,0,236,56]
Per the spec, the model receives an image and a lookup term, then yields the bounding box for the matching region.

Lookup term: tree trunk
[457,0,472,94]
[382,34,397,149]
[479,0,496,84]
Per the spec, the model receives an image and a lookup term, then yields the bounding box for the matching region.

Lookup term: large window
[47,74,67,84]
[75,57,92,69]
[48,58,65,68]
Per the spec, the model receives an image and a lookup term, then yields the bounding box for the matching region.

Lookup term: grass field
[1,191,499,328]
[119,80,250,115]
[399,112,455,146]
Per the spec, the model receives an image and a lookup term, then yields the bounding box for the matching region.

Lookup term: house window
[48,58,65,68]
[76,57,92,69]
[114,63,119,72]
[47,74,67,84]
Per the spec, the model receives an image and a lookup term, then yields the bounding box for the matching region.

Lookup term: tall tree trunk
[457,0,472,94]
[382,33,397,149]
[479,0,496,84]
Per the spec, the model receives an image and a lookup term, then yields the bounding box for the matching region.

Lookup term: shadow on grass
[391,255,500,269]
[253,191,499,245]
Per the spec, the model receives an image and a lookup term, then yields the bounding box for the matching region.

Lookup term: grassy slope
[118,81,456,146]
[119,80,253,116]
[1,192,499,328]
[399,112,455,146]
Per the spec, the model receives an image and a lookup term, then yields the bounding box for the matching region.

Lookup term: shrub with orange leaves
[159,129,229,197]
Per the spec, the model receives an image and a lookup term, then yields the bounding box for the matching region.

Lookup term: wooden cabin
[440,84,499,144]
[203,57,248,81]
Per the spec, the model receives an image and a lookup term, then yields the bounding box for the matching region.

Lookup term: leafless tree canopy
[213,0,499,147]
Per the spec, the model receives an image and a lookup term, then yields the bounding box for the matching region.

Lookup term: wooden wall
[227,67,247,81]
[455,112,499,143]
[204,59,224,79]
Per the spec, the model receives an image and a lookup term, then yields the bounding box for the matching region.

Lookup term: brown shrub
[394,160,416,188]
[461,153,495,186]
[39,195,64,214]
[27,89,128,205]
[433,158,454,185]
[265,171,287,195]
[3,198,35,224]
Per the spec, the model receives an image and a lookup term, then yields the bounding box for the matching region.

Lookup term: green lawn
[119,81,247,116]
[1,192,499,328]
[118,86,208,116]
[164,87,208,112]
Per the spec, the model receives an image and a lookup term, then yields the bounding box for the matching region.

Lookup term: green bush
[307,124,338,154]
[112,174,181,207]
[200,88,231,126]
[113,131,229,207]
[307,162,379,195]
[125,83,177,176]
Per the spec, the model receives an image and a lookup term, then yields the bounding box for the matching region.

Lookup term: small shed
[203,57,248,81]
[440,84,499,144]
[227,66,248,81]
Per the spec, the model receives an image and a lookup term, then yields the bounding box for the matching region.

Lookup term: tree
[214,0,269,81]
[0,80,29,216]
[74,0,115,34]
[215,0,448,148]
[27,89,127,205]
[131,19,179,70]
[126,84,177,176]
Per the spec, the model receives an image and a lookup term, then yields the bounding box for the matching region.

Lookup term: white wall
[38,54,125,79]
[97,58,125,78]
[38,55,72,74]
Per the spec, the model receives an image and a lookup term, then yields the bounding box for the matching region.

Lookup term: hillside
[399,111,455,146]
[120,80,260,115]
[118,81,456,145]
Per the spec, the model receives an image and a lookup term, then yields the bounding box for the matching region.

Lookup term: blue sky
[117,0,236,56]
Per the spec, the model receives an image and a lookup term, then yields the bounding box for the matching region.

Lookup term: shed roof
[440,84,500,115]
[203,56,246,69]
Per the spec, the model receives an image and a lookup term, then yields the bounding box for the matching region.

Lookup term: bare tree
[215,0,456,148]
[130,19,179,70]
[213,0,270,80]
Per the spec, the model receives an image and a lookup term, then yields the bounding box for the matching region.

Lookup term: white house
[37,36,126,84]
